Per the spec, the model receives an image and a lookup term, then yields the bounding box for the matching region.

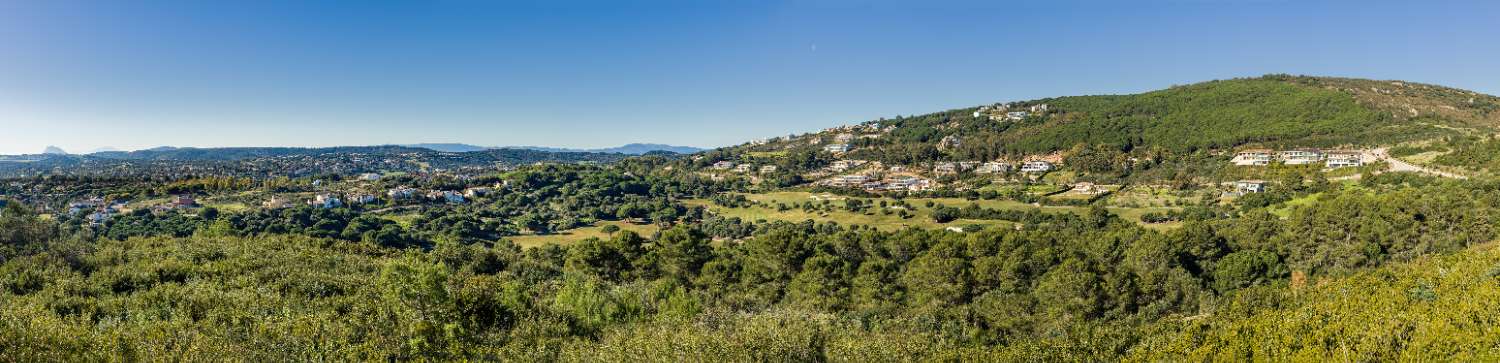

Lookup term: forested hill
[720,75,1500,163]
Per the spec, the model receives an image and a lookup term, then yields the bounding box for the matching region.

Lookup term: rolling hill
[712,75,1499,166]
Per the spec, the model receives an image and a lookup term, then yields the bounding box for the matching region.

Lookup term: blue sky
[2,0,1497,155]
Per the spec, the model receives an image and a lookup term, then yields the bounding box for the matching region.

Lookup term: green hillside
[714,75,1498,166]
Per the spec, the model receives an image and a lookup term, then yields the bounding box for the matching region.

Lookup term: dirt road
[1368,148,1467,179]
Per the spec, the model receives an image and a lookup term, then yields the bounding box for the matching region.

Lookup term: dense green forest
[4,171,1500,360]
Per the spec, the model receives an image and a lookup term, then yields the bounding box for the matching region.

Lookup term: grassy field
[684,191,1183,232]
[506,220,660,248]
[1272,193,1320,219]
[442,189,1191,249]
[380,211,422,228]
[201,201,251,213]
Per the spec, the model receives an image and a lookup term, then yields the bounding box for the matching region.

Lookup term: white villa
[933,162,958,175]
[885,176,932,192]
[1020,161,1054,173]
[712,161,736,170]
[827,174,871,187]
[1279,149,1324,165]
[1235,180,1267,194]
[430,191,465,204]
[387,187,417,200]
[824,144,851,153]
[310,194,343,209]
[463,187,492,197]
[348,194,378,204]
[1324,151,1365,169]
[1231,149,1274,166]
[975,161,1011,174]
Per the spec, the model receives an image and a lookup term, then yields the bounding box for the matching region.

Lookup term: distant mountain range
[404,143,705,155]
[11,143,703,158]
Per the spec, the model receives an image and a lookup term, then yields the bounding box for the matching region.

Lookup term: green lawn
[1269,192,1324,218]
[686,192,974,231]
[686,191,1179,232]
[506,221,660,248]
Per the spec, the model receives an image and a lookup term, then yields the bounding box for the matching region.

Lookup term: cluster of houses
[973,103,1049,122]
[256,183,504,210]
[1231,149,1367,169]
[821,174,934,192]
[711,161,779,174]
[66,197,134,224]
[933,160,1052,175]
[66,195,201,224]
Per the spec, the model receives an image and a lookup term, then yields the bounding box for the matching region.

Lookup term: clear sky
[2,0,1497,155]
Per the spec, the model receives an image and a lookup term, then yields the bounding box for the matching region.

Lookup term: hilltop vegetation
[713,75,1494,177]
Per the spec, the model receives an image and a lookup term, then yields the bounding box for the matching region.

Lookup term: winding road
[1368,148,1467,179]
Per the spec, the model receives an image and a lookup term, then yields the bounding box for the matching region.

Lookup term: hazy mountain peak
[42,146,67,155]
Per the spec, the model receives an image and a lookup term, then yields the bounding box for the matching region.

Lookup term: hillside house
[358,173,382,181]
[734,164,755,173]
[1279,149,1324,165]
[824,144,850,153]
[1020,161,1054,173]
[349,194,377,205]
[887,176,932,191]
[975,162,1011,174]
[834,133,855,143]
[1235,180,1267,194]
[712,161,736,170]
[67,198,102,215]
[1324,151,1364,169]
[1005,111,1030,121]
[1029,104,1049,113]
[310,194,342,209]
[429,191,465,204]
[828,174,870,187]
[1231,149,1274,166]
[759,165,778,173]
[933,162,958,175]
[262,197,294,209]
[387,187,417,200]
[462,187,492,198]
